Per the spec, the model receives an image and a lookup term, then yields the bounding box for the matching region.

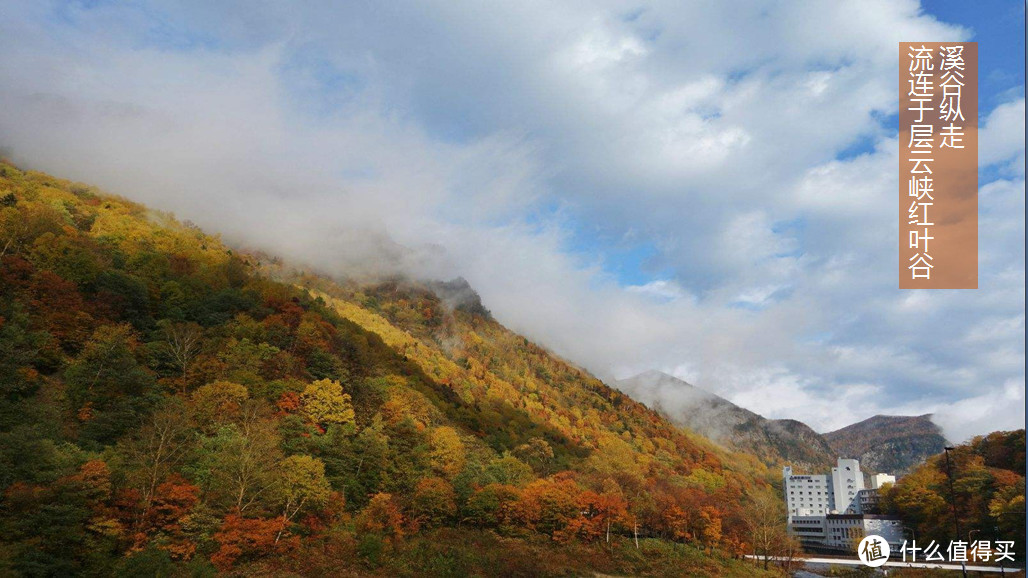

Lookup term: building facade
[784,458,867,518]
[870,473,896,489]
[823,514,905,551]
[857,488,882,514]
[831,458,864,513]
[788,515,827,548]
[782,467,834,517]
[783,458,903,552]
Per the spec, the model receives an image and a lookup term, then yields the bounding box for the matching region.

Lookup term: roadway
[743,554,1019,574]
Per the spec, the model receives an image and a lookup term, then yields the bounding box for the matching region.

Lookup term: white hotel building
[783,458,903,552]
[783,458,864,517]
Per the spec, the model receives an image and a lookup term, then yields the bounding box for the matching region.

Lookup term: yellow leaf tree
[428,426,466,479]
[273,455,332,542]
[300,379,355,429]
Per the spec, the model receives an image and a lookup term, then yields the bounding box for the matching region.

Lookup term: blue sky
[0,0,1024,441]
[926,0,1024,102]
[578,0,1025,289]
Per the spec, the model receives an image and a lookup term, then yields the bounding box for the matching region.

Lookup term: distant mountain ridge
[616,371,836,470]
[616,371,947,475]
[824,414,948,475]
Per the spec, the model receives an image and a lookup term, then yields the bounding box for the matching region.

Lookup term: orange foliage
[356,493,405,539]
[411,477,457,528]
[514,474,582,541]
[277,390,301,414]
[566,489,631,543]
[136,475,201,558]
[71,460,113,500]
[212,514,291,570]
[697,505,723,547]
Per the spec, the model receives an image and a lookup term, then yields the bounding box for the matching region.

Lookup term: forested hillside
[0,162,781,576]
[880,429,1026,562]
[824,414,947,475]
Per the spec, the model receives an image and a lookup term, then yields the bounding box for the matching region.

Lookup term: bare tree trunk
[275,494,309,543]
[130,404,192,518]
[162,322,202,378]
[274,515,289,545]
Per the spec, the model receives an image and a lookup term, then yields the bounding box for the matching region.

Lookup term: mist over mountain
[616,371,949,476]
[616,371,835,470]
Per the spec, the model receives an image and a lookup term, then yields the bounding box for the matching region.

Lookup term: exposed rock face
[823,414,948,475]
[616,371,835,470]
[428,277,493,319]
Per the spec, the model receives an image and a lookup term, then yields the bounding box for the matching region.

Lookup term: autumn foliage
[0,162,780,576]
[880,429,1026,561]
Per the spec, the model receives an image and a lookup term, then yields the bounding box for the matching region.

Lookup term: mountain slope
[823,414,947,475]
[0,161,779,576]
[616,371,835,470]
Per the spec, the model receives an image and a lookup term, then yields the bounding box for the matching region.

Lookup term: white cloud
[626,280,691,302]
[980,98,1026,176]
[933,379,1026,444]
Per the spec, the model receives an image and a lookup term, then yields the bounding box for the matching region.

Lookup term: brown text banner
[898,42,978,289]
